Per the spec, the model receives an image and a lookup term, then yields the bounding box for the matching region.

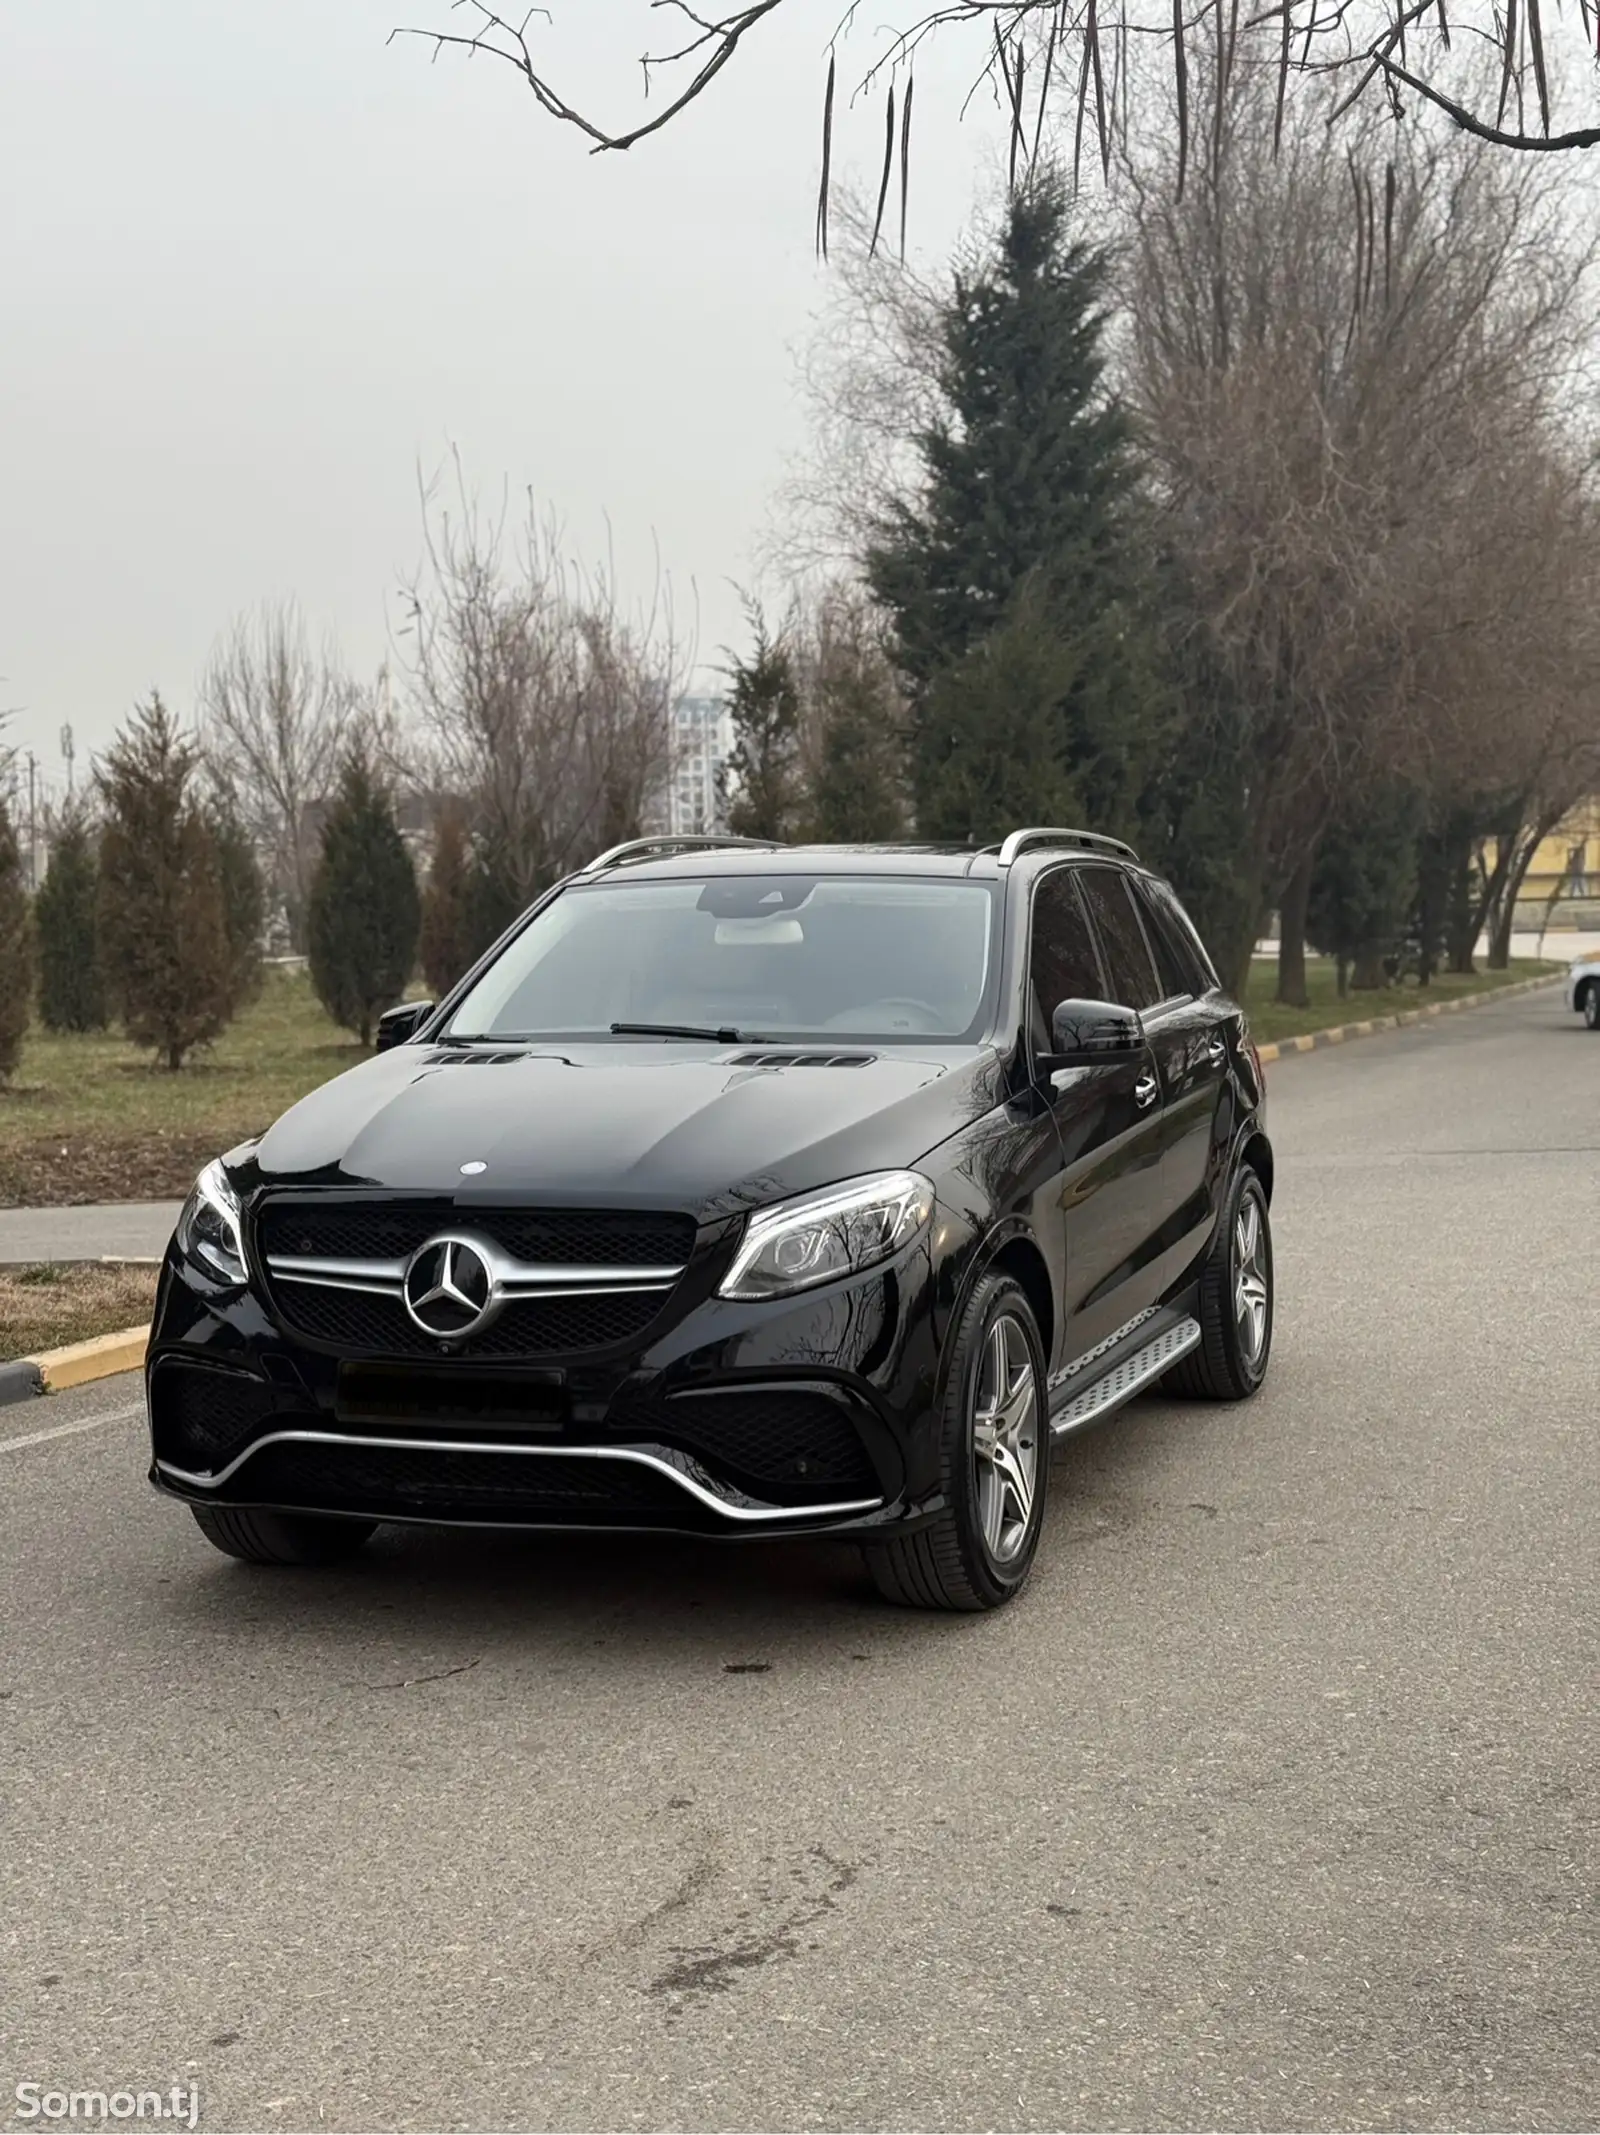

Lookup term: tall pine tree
[0,796,32,1082]
[96,695,234,1070]
[866,171,1167,843]
[35,805,106,1033]
[307,754,421,1045]
[722,610,805,841]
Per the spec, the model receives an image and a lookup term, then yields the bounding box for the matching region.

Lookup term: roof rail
[987,827,1139,868]
[580,833,788,876]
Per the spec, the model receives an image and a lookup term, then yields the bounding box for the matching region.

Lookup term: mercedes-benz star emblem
[402,1233,499,1340]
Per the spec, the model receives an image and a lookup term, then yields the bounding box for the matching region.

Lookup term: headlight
[175,1159,249,1286]
[718,1170,934,1302]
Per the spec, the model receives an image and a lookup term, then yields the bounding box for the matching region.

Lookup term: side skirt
[1048,1312,1201,1439]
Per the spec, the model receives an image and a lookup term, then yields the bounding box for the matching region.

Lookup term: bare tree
[1122,50,1595,996]
[398,465,687,918]
[392,0,1600,230]
[198,602,355,950]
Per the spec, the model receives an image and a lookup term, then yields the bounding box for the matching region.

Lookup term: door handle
[1134,1071,1159,1110]
[1206,1037,1227,1066]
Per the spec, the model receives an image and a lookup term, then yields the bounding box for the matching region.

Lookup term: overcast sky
[1,1,1010,795]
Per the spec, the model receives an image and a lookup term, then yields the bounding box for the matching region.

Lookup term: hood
[248,1042,1000,1219]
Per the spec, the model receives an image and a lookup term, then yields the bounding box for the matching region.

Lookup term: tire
[1164,1165,1273,1401]
[189,1505,376,1565]
[1584,983,1600,1031]
[863,1272,1050,1612]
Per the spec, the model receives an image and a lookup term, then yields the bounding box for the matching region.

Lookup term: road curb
[1254,972,1563,1065]
[2,1325,150,1399]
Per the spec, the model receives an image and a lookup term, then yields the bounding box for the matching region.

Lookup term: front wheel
[190,1505,376,1565]
[1164,1165,1273,1401]
[863,1272,1049,1612]
[1584,983,1600,1030]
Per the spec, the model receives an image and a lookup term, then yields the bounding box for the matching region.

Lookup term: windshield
[446,874,998,1044]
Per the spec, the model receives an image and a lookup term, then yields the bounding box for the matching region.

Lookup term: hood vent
[728,1050,877,1069]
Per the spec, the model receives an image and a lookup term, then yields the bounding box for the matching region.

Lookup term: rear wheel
[1584,983,1600,1030]
[863,1272,1049,1612]
[189,1505,376,1565]
[1164,1165,1273,1401]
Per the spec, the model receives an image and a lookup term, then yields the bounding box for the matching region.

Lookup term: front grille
[150,1363,278,1471]
[256,1200,694,1269]
[611,1387,878,1501]
[271,1284,668,1359]
[237,1441,688,1521]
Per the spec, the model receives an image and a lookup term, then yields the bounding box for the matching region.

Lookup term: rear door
[1029,865,1170,1366]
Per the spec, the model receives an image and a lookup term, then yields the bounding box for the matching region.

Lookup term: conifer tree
[307,753,421,1044]
[34,806,105,1033]
[0,797,32,1082]
[865,171,1167,842]
[96,695,233,1070]
[722,613,804,841]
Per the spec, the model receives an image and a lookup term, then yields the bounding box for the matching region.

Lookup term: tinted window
[1029,869,1103,1024]
[1130,877,1199,1002]
[1077,867,1162,1011]
[1140,877,1218,995]
[446,874,998,1042]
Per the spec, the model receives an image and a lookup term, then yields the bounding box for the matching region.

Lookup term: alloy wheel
[1234,1189,1270,1367]
[971,1313,1040,1566]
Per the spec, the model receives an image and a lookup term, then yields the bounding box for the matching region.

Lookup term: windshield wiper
[609,1021,751,1043]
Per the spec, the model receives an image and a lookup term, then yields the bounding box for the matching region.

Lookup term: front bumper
[145,1213,970,1541]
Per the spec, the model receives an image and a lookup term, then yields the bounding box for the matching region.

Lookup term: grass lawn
[0,956,1566,1210]
[0,1262,160,1363]
[0,967,368,1207]
[1243,955,1559,1046]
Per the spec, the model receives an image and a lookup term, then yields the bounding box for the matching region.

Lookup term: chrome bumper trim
[155,1430,883,1525]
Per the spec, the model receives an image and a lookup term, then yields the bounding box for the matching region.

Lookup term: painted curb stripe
[1253,972,1560,1066]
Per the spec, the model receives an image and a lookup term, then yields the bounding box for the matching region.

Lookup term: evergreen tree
[209,791,265,1016]
[421,803,486,997]
[307,753,421,1044]
[722,612,805,840]
[865,171,1168,842]
[96,695,234,1070]
[34,806,105,1033]
[0,796,32,1082]
[1307,787,1424,994]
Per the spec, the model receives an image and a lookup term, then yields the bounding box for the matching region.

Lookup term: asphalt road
[2,988,1595,2134]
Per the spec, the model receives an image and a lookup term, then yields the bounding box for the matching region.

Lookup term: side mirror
[375,1000,435,1052]
[1039,997,1144,1073]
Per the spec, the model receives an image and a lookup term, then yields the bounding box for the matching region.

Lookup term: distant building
[656,694,732,837]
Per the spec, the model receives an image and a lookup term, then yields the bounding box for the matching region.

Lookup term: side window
[1130,876,1199,1003]
[1141,878,1219,996]
[1077,867,1162,1012]
[1029,868,1103,1025]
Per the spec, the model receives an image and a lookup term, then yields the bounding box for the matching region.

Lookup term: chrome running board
[1048,1315,1201,1438]
[155,1431,883,1525]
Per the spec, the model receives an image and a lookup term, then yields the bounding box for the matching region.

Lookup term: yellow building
[1513,796,1600,932]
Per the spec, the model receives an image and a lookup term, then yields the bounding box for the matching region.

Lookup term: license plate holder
[334,1364,569,1432]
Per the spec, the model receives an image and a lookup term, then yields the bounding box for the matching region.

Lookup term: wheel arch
[1238,1128,1274,1203]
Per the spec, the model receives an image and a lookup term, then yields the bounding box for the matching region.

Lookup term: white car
[1564,952,1600,1029]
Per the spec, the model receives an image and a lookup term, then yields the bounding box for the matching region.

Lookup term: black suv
[148,827,1273,1611]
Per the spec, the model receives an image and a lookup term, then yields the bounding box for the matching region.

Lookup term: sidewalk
[0,1201,181,1266]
